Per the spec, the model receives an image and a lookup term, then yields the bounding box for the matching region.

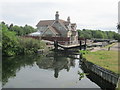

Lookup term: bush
[18,37,46,54]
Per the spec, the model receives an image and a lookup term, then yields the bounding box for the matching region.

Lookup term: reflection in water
[78,71,89,80]
[2,51,77,87]
[2,54,42,86]
[2,51,116,89]
[36,52,75,78]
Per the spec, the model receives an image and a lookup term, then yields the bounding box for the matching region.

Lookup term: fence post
[54,40,58,51]
[79,40,82,50]
[84,39,87,50]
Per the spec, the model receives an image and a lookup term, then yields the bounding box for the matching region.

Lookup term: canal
[2,51,115,89]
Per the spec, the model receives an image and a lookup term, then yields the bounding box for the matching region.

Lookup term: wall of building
[67,31,72,37]
[37,26,47,34]
[42,28,56,37]
[53,22,67,37]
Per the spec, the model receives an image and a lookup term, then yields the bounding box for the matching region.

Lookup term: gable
[42,28,56,37]
[52,22,67,36]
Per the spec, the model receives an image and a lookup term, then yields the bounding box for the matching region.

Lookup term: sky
[0,0,120,32]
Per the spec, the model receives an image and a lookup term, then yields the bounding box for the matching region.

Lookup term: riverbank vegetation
[83,50,119,74]
[1,22,46,57]
[78,29,120,42]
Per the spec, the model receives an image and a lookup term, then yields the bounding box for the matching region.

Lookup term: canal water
[2,51,115,89]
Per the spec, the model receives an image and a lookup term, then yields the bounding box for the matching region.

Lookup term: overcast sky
[0,0,119,32]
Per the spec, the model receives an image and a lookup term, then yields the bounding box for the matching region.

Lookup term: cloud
[0,0,119,31]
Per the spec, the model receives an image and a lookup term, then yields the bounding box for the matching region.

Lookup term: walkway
[90,43,120,52]
[110,43,120,51]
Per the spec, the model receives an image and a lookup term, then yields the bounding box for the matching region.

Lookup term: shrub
[18,37,46,54]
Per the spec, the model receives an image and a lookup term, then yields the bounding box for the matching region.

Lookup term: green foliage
[2,23,20,56]
[77,29,120,41]
[78,71,89,80]
[79,50,90,54]
[18,37,46,54]
[9,24,37,36]
[0,26,2,49]
[23,25,36,35]
[1,22,46,56]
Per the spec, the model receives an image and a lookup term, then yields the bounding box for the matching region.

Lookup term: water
[2,51,113,88]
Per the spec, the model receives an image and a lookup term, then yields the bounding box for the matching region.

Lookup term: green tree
[2,23,19,56]
[23,24,36,35]
[9,25,24,36]
[77,29,120,41]
[8,24,37,36]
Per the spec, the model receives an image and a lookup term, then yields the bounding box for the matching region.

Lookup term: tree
[8,24,37,36]
[23,24,36,35]
[2,23,20,56]
[77,29,120,41]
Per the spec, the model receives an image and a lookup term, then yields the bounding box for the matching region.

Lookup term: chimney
[67,16,70,23]
[55,11,59,22]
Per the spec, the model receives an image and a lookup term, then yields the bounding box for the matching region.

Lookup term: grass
[83,50,119,74]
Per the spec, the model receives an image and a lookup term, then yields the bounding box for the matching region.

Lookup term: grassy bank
[83,50,119,74]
